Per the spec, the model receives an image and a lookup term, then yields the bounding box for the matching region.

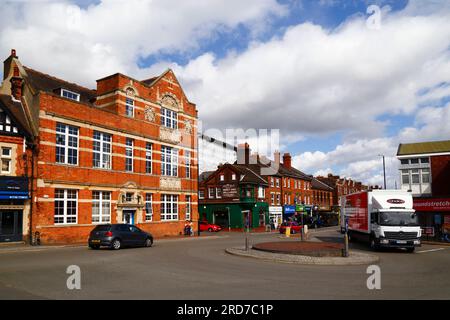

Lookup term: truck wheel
[406,247,415,253]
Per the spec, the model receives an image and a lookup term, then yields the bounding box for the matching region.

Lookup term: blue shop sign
[283,205,296,216]
[0,177,29,200]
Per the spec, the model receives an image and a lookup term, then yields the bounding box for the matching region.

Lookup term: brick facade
[0,50,198,244]
[430,155,450,197]
[317,174,368,207]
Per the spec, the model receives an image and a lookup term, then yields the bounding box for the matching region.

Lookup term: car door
[117,224,133,246]
[129,225,144,246]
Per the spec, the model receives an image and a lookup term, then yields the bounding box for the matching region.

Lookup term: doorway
[0,210,23,242]
[123,210,135,225]
[213,210,229,229]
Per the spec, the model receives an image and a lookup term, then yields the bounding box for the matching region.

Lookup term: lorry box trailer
[340,190,421,252]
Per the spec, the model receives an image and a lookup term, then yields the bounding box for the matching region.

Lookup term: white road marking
[417,248,446,254]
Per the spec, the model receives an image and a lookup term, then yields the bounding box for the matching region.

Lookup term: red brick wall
[431,155,450,196]
[30,70,198,244]
[0,135,29,176]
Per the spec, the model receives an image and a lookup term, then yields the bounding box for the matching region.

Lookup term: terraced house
[0,50,198,244]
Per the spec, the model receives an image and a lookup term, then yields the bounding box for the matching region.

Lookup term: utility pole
[378,154,386,189]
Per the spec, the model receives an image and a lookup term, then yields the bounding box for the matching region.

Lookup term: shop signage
[295,204,304,212]
[222,184,238,198]
[0,177,29,200]
[421,227,435,237]
[269,206,282,214]
[284,205,296,215]
[414,198,450,212]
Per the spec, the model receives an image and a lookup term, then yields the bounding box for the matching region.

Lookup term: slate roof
[311,177,334,191]
[23,66,97,104]
[397,140,450,156]
[200,163,268,186]
[199,171,215,183]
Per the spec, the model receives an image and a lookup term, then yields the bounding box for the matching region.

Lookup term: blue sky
[1,0,449,186]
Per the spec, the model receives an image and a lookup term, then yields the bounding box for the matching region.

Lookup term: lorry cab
[370,209,421,251]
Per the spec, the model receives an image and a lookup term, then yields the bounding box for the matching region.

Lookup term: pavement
[0,226,449,299]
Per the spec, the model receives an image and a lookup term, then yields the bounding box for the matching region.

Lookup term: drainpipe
[28,142,36,245]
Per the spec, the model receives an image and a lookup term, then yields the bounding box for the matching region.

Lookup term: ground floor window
[92,191,111,223]
[145,193,153,221]
[185,196,191,221]
[161,194,178,221]
[54,189,77,224]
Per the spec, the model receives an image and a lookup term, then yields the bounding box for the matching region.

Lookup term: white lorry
[340,190,421,252]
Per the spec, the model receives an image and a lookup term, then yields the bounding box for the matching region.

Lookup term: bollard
[286,226,291,238]
[343,233,349,257]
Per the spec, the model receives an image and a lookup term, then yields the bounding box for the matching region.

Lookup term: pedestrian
[189,220,194,236]
[184,220,190,236]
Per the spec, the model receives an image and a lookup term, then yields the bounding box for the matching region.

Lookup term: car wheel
[208,228,213,232]
[145,238,153,247]
[111,239,121,250]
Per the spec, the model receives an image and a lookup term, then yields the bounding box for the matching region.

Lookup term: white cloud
[399,101,450,142]
[1,0,449,186]
[167,1,450,139]
[0,0,286,85]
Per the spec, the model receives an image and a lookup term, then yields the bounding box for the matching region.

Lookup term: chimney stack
[237,143,250,165]
[282,153,292,169]
[10,65,23,101]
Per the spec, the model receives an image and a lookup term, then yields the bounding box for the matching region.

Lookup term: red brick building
[231,144,313,227]
[397,140,450,242]
[311,178,333,212]
[316,173,368,209]
[0,50,198,244]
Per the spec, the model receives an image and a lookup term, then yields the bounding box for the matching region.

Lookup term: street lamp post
[378,154,386,189]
